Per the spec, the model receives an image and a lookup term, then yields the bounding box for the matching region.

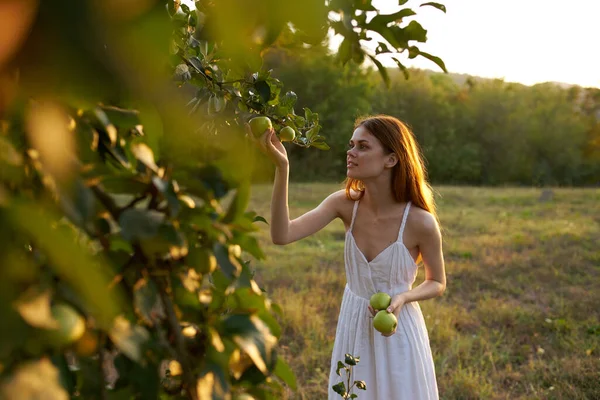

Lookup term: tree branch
[156,277,198,400]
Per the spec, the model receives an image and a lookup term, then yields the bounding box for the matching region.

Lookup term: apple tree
[0,0,445,398]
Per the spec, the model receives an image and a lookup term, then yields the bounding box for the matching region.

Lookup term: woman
[252,115,446,399]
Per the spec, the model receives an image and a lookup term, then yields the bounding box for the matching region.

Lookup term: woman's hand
[381,294,406,337]
[246,124,289,169]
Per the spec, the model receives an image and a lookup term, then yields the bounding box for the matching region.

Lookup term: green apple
[370,292,391,311]
[279,126,295,142]
[248,116,272,137]
[44,303,86,347]
[373,310,398,334]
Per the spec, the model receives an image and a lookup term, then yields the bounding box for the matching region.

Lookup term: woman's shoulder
[323,189,358,220]
[407,203,439,234]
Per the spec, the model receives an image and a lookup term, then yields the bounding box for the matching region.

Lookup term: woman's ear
[385,153,398,168]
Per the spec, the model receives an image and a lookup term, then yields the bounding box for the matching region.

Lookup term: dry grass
[246,184,600,400]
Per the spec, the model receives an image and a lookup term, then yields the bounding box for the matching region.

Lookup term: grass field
[246,184,600,400]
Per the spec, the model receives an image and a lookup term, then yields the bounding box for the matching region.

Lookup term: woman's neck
[361,179,397,217]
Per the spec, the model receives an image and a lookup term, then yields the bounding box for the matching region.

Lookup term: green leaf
[404,20,428,42]
[99,106,141,133]
[232,233,266,260]
[253,215,268,224]
[109,315,150,362]
[376,41,393,55]
[0,359,69,399]
[399,0,409,5]
[408,45,420,59]
[369,8,416,27]
[332,381,346,396]
[420,2,447,13]
[336,361,347,377]
[350,394,358,399]
[337,38,352,65]
[213,243,242,279]
[368,55,390,87]
[344,353,360,366]
[255,80,271,104]
[222,181,251,224]
[280,91,298,108]
[118,209,164,241]
[151,176,180,217]
[51,354,77,396]
[418,50,448,73]
[311,141,330,151]
[8,201,120,327]
[133,278,159,325]
[131,142,158,173]
[306,126,320,142]
[392,57,410,79]
[273,357,297,390]
[222,314,277,376]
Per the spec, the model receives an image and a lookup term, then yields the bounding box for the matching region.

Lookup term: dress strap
[397,201,411,242]
[349,200,360,232]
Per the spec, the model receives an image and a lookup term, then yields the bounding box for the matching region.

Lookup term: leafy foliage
[0,0,445,398]
[332,354,366,399]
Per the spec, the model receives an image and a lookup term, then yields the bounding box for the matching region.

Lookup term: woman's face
[346,126,395,180]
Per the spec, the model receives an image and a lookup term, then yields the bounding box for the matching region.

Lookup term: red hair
[345,115,438,222]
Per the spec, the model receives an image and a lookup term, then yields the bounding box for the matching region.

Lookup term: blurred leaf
[213,242,242,279]
[369,8,416,27]
[418,50,448,73]
[254,81,271,104]
[109,315,150,362]
[273,357,296,390]
[8,200,120,327]
[222,181,250,224]
[404,20,428,42]
[311,141,330,151]
[133,278,160,325]
[196,363,229,400]
[368,55,390,87]
[392,57,410,79]
[51,355,77,396]
[131,142,158,173]
[221,314,277,376]
[119,208,164,241]
[99,106,141,132]
[0,359,68,400]
[420,2,446,13]
[14,289,59,329]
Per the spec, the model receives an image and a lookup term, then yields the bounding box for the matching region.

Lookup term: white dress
[328,201,439,399]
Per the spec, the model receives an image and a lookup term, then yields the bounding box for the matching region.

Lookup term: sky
[340,0,600,88]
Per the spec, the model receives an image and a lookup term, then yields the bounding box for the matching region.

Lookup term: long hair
[344,115,438,223]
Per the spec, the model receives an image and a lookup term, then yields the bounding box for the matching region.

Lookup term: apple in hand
[373,310,398,334]
[370,292,391,311]
[249,116,272,138]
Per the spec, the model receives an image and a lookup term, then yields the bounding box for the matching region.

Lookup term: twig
[155,277,198,400]
[90,184,121,219]
[123,193,148,210]
[98,332,108,400]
